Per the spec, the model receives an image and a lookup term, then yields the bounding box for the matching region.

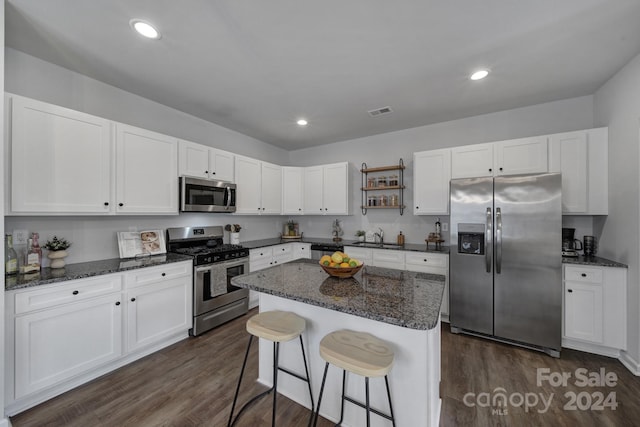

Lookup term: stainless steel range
[167,226,249,336]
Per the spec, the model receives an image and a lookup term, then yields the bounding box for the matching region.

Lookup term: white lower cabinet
[5,261,193,415]
[291,242,311,259]
[125,276,192,352]
[372,249,405,270]
[404,252,449,319]
[562,265,627,355]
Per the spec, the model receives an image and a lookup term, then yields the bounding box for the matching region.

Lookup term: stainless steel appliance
[310,242,344,260]
[180,176,236,213]
[562,227,583,257]
[449,173,562,357]
[167,226,249,336]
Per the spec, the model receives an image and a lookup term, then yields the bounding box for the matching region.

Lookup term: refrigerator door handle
[485,207,492,273]
[496,207,502,274]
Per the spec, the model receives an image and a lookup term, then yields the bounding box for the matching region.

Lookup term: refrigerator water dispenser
[457,223,484,255]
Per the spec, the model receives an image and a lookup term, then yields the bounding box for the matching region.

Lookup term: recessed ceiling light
[297,119,308,126]
[130,19,161,40]
[470,69,489,80]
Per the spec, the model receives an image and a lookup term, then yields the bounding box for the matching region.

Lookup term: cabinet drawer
[564,266,603,283]
[272,244,292,257]
[372,249,405,264]
[125,261,191,288]
[250,248,272,262]
[405,252,448,268]
[14,274,123,315]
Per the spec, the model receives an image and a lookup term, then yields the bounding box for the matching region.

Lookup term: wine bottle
[5,234,18,275]
[31,232,43,266]
[22,238,40,273]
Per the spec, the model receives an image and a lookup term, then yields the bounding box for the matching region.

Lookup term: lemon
[339,262,350,268]
[319,255,332,266]
[331,252,343,263]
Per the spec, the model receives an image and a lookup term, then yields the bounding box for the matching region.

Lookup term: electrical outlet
[442,223,449,232]
[13,229,29,245]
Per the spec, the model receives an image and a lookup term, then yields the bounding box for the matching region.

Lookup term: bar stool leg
[228,335,254,427]
[336,370,346,426]
[313,362,330,427]
[272,342,280,427]
[298,336,315,426]
[365,377,371,427]
[385,375,396,427]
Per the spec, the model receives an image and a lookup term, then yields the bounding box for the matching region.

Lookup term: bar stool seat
[247,310,306,342]
[228,310,314,427]
[314,330,396,427]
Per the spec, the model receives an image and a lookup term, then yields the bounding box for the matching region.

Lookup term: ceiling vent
[367,106,393,117]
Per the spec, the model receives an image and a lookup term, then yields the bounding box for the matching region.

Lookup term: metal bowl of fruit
[319,251,364,279]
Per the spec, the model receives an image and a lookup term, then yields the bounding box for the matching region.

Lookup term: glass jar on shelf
[377,176,388,187]
[389,194,399,206]
[388,174,399,186]
[378,195,388,206]
[367,195,377,207]
[367,176,376,188]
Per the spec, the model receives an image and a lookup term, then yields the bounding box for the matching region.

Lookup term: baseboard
[562,338,621,358]
[618,351,640,376]
[0,417,11,427]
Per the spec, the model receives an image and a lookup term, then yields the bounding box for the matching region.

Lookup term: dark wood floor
[10,309,640,426]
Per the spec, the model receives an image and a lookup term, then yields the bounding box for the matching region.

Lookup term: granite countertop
[241,236,450,254]
[5,253,193,291]
[562,255,628,268]
[231,259,445,330]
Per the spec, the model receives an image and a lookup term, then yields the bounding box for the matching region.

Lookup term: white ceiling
[6,0,640,151]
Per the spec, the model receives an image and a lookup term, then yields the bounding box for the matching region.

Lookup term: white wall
[290,96,596,244]
[5,48,289,165]
[594,51,640,370]
[0,3,8,426]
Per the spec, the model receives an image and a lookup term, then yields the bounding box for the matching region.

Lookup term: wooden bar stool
[313,330,395,427]
[228,310,314,427]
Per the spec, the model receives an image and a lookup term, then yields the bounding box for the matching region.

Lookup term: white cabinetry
[115,124,179,214]
[235,156,282,214]
[372,249,405,269]
[413,149,451,215]
[5,261,193,414]
[124,263,192,352]
[451,143,494,179]
[549,128,608,215]
[178,140,234,182]
[494,136,548,176]
[563,265,626,355]
[344,246,372,265]
[9,274,123,399]
[303,162,350,215]
[282,167,305,214]
[9,94,112,214]
[404,252,450,319]
[451,137,548,179]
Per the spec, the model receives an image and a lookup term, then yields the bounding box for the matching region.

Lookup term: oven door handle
[196,265,215,273]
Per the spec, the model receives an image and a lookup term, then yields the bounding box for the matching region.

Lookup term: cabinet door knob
[489,168,492,172]
[499,167,503,171]
[416,206,419,209]
[568,289,573,293]
[325,208,328,211]
[131,297,136,302]
[118,203,124,207]
[72,290,79,295]
[104,202,109,206]
[205,170,209,174]
[161,273,166,277]
[298,208,302,211]
[581,273,587,277]
[212,172,216,175]
[423,259,427,262]
[115,301,121,306]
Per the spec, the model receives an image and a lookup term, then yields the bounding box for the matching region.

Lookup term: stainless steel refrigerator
[449,173,562,357]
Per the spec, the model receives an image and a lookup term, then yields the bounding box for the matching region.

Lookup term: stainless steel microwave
[180,177,236,213]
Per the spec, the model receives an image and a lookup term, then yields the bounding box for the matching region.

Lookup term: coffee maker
[562,228,582,257]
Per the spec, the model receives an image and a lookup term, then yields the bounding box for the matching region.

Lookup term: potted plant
[355,230,366,242]
[225,224,242,244]
[43,236,72,269]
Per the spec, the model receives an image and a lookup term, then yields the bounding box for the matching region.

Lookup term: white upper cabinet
[549,128,608,215]
[9,95,112,214]
[303,162,350,215]
[282,167,304,215]
[115,124,179,214]
[451,143,494,179]
[178,140,234,182]
[494,136,548,176]
[451,137,547,179]
[413,149,451,215]
[234,156,282,214]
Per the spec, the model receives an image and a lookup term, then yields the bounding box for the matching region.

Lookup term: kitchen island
[231,259,445,427]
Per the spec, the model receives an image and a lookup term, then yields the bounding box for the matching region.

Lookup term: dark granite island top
[231,259,445,330]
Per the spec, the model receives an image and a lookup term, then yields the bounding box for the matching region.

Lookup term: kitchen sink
[348,242,404,250]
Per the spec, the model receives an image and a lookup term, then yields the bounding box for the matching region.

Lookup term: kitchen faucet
[374,228,384,244]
